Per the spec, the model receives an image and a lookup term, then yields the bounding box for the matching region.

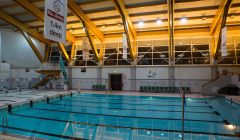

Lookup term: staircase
[32,70,61,89]
[201,75,240,95]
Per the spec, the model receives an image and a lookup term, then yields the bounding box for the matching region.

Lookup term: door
[110,74,122,90]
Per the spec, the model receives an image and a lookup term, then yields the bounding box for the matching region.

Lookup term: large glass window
[49,36,239,66]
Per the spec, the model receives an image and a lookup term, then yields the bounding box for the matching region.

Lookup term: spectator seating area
[140,86,190,93]
[92,85,106,91]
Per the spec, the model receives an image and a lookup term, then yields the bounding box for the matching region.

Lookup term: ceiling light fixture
[138,20,144,27]
[180,17,187,24]
[102,25,106,29]
[117,23,122,27]
[156,19,162,25]
[201,16,207,21]
[230,14,234,19]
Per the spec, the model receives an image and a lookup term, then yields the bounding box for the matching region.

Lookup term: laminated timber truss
[0,0,239,66]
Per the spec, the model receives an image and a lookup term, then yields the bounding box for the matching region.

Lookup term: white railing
[39,62,60,70]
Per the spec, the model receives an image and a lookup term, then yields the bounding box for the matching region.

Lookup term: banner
[221,27,227,56]
[44,0,67,43]
[122,33,128,59]
[82,37,90,60]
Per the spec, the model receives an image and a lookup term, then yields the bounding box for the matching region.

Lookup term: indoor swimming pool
[0,93,240,140]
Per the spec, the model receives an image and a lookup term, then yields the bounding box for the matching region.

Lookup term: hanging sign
[221,27,227,56]
[82,37,90,60]
[122,33,128,59]
[44,0,67,43]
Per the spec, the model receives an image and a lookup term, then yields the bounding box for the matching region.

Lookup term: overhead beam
[14,0,75,43]
[57,43,70,63]
[70,44,77,61]
[68,0,104,42]
[213,0,233,60]
[112,0,136,40]
[210,0,229,35]
[0,10,50,44]
[112,0,137,61]
[22,31,45,63]
[168,0,175,61]
[44,45,51,62]
[82,22,101,62]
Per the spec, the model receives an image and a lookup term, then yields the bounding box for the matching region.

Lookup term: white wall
[136,67,169,79]
[175,67,211,79]
[71,67,98,89]
[1,29,45,68]
[72,67,98,79]
[175,66,211,92]
[218,66,240,74]
[2,65,238,92]
[70,66,213,92]
[10,69,40,78]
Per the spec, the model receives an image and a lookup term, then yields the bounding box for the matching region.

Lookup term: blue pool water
[0,93,240,140]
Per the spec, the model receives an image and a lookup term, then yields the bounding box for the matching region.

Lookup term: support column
[211,60,219,80]
[130,59,137,92]
[97,62,103,85]
[68,64,73,90]
[168,0,175,87]
[169,61,175,87]
[210,0,232,80]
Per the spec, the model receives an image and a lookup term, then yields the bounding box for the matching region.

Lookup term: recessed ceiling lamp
[102,25,106,29]
[117,23,122,27]
[180,17,187,24]
[138,20,144,27]
[156,19,162,25]
[82,27,86,32]
[201,14,207,21]
[201,16,207,21]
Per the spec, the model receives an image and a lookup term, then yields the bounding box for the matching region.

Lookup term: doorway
[109,74,122,91]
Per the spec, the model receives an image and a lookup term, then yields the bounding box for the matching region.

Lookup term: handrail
[202,74,224,88]
[2,113,8,133]
[202,71,239,88]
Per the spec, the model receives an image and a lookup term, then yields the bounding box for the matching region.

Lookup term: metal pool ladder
[2,114,8,133]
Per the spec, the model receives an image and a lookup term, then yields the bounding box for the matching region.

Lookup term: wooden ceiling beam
[212,0,233,60]
[68,0,104,42]
[112,0,136,39]
[112,0,137,61]
[57,43,70,63]
[21,31,45,63]
[168,0,175,61]
[210,0,229,35]
[82,21,101,62]
[0,10,50,44]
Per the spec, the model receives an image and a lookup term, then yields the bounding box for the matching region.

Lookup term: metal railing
[0,78,211,93]
[2,113,8,133]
